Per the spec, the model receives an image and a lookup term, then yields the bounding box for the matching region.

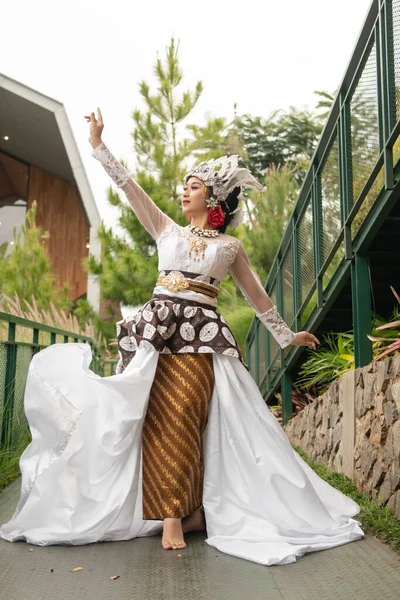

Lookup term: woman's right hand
[84,107,104,149]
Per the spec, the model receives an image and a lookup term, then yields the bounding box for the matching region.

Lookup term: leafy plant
[368,286,400,362]
[296,287,400,395]
[297,332,354,393]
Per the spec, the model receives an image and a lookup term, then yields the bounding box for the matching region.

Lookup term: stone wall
[284,356,400,518]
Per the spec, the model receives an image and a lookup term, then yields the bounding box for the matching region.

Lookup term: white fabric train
[0,343,363,565]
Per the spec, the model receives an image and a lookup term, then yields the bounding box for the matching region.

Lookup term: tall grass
[0,425,31,491]
[0,293,94,341]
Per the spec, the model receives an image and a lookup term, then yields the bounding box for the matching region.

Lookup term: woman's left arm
[229,244,320,350]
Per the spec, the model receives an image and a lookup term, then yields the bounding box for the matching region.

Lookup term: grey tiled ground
[1,478,399,600]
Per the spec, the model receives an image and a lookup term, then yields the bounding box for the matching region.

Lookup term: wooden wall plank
[28,167,90,301]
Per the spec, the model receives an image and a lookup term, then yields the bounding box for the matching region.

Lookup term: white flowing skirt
[0,343,363,565]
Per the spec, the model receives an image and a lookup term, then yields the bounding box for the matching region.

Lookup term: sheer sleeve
[92,142,174,240]
[229,244,296,348]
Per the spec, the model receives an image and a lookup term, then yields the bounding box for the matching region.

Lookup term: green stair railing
[246,0,400,423]
[0,312,106,451]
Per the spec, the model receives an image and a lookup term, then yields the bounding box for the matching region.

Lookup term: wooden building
[0,73,101,311]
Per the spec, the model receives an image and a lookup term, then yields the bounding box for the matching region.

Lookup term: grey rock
[375,392,387,416]
[360,443,377,478]
[384,401,398,427]
[365,373,378,409]
[376,360,390,393]
[371,460,385,488]
[355,386,366,418]
[378,468,400,505]
[315,404,322,427]
[392,419,400,451]
[387,489,400,519]
[321,401,329,432]
[391,380,400,413]
[329,400,342,429]
[370,419,383,448]
[391,357,400,378]
[332,421,342,452]
[333,441,343,471]
[382,425,394,465]
[359,410,374,438]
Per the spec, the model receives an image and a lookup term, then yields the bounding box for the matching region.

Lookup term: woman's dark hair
[211,186,241,234]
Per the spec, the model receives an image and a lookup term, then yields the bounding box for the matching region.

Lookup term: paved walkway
[1,479,400,600]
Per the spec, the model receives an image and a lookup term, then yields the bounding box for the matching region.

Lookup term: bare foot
[182,508,206,534]
[162,518,187,550]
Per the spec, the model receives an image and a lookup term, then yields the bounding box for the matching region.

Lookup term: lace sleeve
[229,244,296,348]
[92,143,174,240]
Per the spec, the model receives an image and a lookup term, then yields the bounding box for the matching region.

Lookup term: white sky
[2,0,372,231]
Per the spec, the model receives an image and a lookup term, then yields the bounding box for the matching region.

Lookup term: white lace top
[154,222,240,305]
[92,143,296,348]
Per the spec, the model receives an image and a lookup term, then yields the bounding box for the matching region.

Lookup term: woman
[0,109,363,565]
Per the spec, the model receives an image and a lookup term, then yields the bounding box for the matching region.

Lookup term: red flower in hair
[207,205,225,228]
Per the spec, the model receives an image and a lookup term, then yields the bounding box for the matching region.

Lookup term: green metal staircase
[245,0,400,423]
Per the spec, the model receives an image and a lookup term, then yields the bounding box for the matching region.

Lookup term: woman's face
[181,177,208,217]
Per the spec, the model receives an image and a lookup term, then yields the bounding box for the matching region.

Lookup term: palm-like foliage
[297,288,400,394]
[297,332,354,392]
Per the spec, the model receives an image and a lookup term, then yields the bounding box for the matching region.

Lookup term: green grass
[295,446,400,554]
[0,427,31,491]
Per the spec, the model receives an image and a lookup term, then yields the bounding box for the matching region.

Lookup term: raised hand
[292,331,320,350]
[84,107,104,149]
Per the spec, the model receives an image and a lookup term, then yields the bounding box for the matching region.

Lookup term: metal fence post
[1,322,17,449]
[339,94,353,260]
[379,0,395,189]
[281,370,293,425]
[311,170,323,308]
[351,253,373,367]
[254,321,260,386]
[292,217,301,332]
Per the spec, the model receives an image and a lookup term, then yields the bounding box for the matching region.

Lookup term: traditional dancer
[0,109,363,565]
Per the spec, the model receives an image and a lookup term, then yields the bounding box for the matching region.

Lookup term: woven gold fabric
[142,353,214,520]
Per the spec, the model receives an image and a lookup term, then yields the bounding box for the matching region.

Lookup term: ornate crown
[185,155,263,203]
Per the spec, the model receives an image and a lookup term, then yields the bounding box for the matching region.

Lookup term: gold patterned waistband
[156,272,219,299]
